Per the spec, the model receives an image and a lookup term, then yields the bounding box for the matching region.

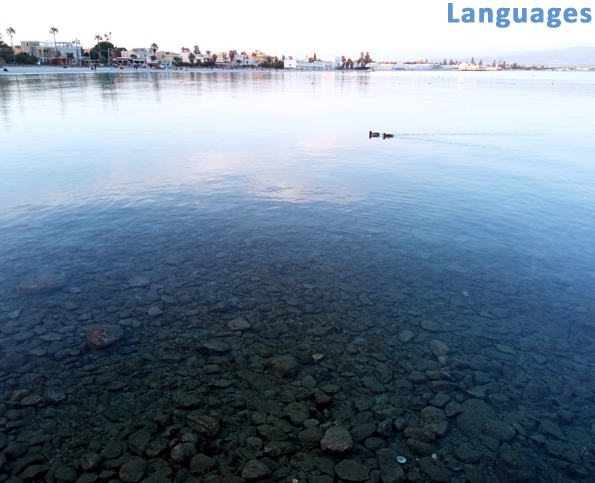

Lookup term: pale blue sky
[4,0,594,61]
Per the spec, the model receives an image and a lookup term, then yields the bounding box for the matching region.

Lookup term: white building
[156,51,180,64]
[121,48,153,60]
[284,59,335,70]
[18,41,82,63]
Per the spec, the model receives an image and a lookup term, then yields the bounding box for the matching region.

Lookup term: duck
[383,133,394,139]
[369,131,380,138]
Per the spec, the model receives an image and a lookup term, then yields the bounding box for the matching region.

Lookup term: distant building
[117,48,153,67]
[284,59,335,70]
[156,51,180,65]
[121,48,153,60]
[456,62,486,71]
[248,50,269,64]
[18,41,81,63]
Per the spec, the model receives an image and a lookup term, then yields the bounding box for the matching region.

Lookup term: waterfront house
[18,41,82,64]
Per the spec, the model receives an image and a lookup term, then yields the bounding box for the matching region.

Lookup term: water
[1,69,595,483]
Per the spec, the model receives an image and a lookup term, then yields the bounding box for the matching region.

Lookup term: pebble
[86,324,124,349]
[320,426,353,453]
[334,459,370,482]
[128,276,150,287]
[187,413,220,437]
[241,460,271,480]
[80,452,101,471]
[227,317,251,331]
[421,320,441,332]
[199,340,231,354]
[147,306,162,317]
[269,354,299,378]
[398,329,415,343]
[18,273,65,294]
[119,457,147,483]
[170,443,197,463]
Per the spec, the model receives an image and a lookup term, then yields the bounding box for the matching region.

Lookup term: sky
[3,0,595,61]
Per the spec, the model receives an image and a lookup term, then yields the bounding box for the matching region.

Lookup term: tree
[194,45,200,55]
[151,43,158,57]
[104,32,112,62]
[212,53,217,63]
[72,38,81,65]
[471,56,475,64]
[15,52,38,65]
[479,59,483,65]
[188,53,196,64]
[364,52,372,65]
[49,27,59,58]
[313,52,317,61]
[443,58,447,65]
[181,47,190,53]
[229,50,237,62]
[6,27,16,64]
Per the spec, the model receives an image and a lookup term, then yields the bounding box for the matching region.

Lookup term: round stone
[170,443,197,463]
[320,426,353,453]
[86,324,124,349]
[189,454,216,475]
[18,274,65,295]
[335,459,370,482]
[80,452,101,471]
[241,460,271,480]
[227,317,251,331]
[128,276,150,287]
[187,413,220,437]
[119,457,146,483]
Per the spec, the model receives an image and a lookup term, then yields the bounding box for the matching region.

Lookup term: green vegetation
[15,52,39,65]
[88,41,115,61]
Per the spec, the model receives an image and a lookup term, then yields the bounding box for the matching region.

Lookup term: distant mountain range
[426,46,595,67]
[482,46,595,67]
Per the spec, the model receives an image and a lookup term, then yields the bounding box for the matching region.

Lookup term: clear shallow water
[1,70,595,483]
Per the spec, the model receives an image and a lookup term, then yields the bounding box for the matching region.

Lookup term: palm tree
[188,53,196,64]
[94,35,102,63]
[49,27,59,58]
[6,27,15,64]
[181,47,190,53]
[193,45,200,56]
[104,32,112,62]
[151,43,158,56]
[72,38,81,65]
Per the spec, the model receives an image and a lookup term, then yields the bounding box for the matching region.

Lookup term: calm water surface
[1,70,595,483]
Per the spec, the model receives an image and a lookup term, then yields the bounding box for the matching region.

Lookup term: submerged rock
[18,274,65,295]
[227,317,251,331]
[320,426,353,453]
[269,354,299,378]
[199,340,231,354]
[335,459,369,482]
[187,413,219,437]
[241,460,271,480]
[86,324,124,349]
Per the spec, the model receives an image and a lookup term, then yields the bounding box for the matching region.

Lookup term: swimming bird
[383,133,394,139]
[369,131,380,138]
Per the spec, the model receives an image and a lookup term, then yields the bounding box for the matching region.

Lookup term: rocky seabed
[1,213,595,483]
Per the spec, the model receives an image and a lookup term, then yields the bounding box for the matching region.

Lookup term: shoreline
[1,65,593,76]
